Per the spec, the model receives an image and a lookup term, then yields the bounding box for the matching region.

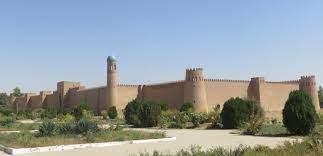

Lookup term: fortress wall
[13,96,28,111]
[76,86,106,113]
[143,81,185,109]
[204,80,250,109]
[117,85,139,111]
[44,92,59,108]
[27,95,42,110]
[261,82,299,118]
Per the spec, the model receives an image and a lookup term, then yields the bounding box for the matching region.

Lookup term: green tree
[108,106,118,119]
[319,86,323,107]
[283,90,317,135]
[0,93,9,106]
[11,87,23,97]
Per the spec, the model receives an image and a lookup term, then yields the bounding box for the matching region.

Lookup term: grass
[0,123,40,131]
[0,130,165,148]
[255,124,289,137]
[138,139,323,156]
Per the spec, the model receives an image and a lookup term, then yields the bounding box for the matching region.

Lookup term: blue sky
[0,0,323,93]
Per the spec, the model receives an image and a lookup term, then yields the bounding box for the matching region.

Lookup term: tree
[319,86,323,107]
[11,87,23,97]
[108,106,118,119]
[283,90,317,135]
[0,93,9,106]
[220,97,263,129]
[180,102,194,112]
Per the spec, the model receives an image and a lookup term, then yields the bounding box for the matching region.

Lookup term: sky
[0,0,323,94]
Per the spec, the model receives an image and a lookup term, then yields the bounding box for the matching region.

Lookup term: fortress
[8,56,320,118]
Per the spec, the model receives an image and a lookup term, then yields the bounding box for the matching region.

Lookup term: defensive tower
[299,76,320,112]
[184,68,208,112]
[106,56,118,110]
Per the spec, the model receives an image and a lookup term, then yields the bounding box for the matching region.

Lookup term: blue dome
[107,56,117,61]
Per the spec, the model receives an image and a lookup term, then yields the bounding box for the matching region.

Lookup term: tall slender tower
[299,76,320,112]
[184,68,208,112]
[106,56,118,109]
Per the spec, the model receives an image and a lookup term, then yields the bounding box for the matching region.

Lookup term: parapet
[118,84,140,87]
[204,78,250,83]
[185,68,204,81]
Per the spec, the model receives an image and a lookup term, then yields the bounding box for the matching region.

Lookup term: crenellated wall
[142,81,185,109]
[204,79,250,109]
[8,57,320,119]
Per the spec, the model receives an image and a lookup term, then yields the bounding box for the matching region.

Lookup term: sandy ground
[0,129,295,156]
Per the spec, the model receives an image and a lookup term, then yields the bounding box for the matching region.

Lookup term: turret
[299,76,320,112]
[184,68,208,112]
[106,56,118,110]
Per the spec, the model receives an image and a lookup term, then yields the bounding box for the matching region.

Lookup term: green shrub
[283,90,318,135]
[139,101,162,127]
[180,102,194,112]
[191,112,208,128]
[57,122,74,134]
[75,118,98,134]
[40,108,58,119]
[0,106,14,116]
[38,120,56,137]
[57,113,75,123]
[101,110,108,120]
[73,102,91,121]
[0,116,15,127]
[220,98,262,129]
[207,105,221,123]
[124,100,143,126]
[108,106,118,119]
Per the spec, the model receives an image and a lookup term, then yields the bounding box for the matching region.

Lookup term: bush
[180,102,194,112]
[191,113,208,128]
[0,106,14,116]
[57,122,74,134]
[40,108,58,119]
[0,116,15,127]
[283,90,318,135]
[38,120,56,137]
[57,113,75,123]
[73,102,91,121]
[220,97,263,129]
[139,101,162,127]
[101,110,108,120]
[124,100,143,126]
[108,106,118,119]
[75,118,98,134]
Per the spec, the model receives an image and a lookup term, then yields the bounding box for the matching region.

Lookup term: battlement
[118,84,140,87]
[204,78,250,83]
[145,80,185,87]
[266,80,299,84]
[186,68,203,72]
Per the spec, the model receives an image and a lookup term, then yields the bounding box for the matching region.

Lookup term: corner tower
[184,68,208,112]
[106,56,118,109]
[299,76,320,112]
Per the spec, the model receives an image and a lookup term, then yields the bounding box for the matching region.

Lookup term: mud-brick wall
[204,80,250,109]
[142,82,185,109]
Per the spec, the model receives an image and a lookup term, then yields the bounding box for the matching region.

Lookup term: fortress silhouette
[8,56,320,118]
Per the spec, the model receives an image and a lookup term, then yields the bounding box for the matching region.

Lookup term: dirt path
[9,129,294,156]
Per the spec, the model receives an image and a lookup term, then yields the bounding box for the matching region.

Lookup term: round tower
[299,76,320,112]
[184,68,208,112]
[106,56,118,109]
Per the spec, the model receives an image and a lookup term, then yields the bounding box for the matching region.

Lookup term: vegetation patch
[0,130,165,148]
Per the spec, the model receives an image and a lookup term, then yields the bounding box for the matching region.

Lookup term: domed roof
[107,56,117,62]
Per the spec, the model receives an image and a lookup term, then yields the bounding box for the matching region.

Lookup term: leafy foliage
[283,90,318,135]
[0,106,14,116]
[108,106,118,119]
[0,116,15,127]
[75,118,98,134]
[180,102,194,112]
[11,87,23,97]
[124,100,143,126]
[38,120,56,137]
[40,108,59,119]
[0,93,9,106]
[73,102,91,121]
[220,97,263,129]
[139,101,162,127]
[124,100,164,127]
